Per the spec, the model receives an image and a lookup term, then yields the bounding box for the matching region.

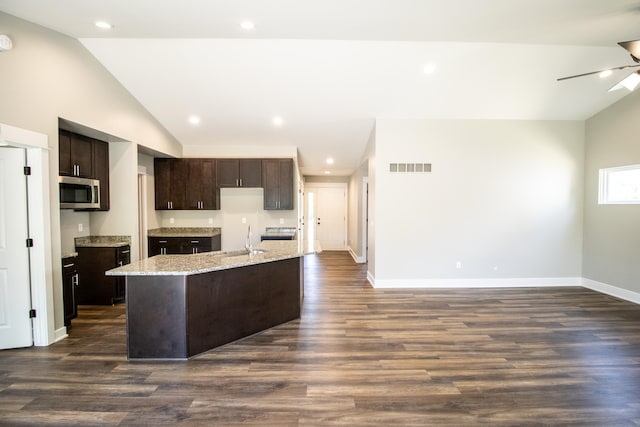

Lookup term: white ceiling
[2,0,640,175]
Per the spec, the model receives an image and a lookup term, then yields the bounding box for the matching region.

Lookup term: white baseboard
[581,278,640,305]
[365,273,640,306]
[347,246,366,264]
[53,327,68,343]
[370,276,582,289]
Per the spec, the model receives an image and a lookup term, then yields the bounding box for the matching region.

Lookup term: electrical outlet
[169,217,175,224]
[279,218,284,224]
[242,217,246,224]
[208,218,213,225]
[456,261,462,269]
[78,223,83,232]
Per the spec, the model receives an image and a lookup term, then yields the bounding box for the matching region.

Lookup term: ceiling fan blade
[608,71,640,92]
[618,40,640,60]
[557,63,640,81]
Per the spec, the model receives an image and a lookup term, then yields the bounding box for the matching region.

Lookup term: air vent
[389,163,432,173]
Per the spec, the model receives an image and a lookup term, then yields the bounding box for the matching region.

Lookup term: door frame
[304,182,348,250]
[0,122,53,346]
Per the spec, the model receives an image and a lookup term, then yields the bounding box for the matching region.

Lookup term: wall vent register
[389,163,432,173]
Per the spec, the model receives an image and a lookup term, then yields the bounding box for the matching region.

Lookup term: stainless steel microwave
[59,176,100,209]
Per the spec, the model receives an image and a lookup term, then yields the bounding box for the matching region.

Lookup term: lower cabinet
[76,245,130,305]
[148,235,221,256]
[61,256,78,327]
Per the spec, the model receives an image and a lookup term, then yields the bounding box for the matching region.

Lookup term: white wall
[370,119,584,287]
[583,89,640,297]
[0,12,182,334]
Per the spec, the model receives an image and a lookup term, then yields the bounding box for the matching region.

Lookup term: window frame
[598,164,640,205]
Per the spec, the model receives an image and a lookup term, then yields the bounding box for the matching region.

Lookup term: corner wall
[583,90,640,298]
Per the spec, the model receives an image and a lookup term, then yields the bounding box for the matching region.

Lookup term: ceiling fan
[557,39,640,91]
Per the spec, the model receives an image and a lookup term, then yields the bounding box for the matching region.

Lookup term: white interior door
[306,184,347,250]
[0,147,33,350]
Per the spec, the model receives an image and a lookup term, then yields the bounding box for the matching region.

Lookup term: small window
[599,164,640,204]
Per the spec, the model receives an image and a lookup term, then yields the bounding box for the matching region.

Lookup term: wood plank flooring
[2,251,640,425]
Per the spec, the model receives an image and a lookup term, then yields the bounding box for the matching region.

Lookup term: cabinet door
[58,130,73,176]
[70,134,93,178]
[186,159,219,210]
[217,159,262,187]
[263,159,294,210]
[114,246,130,303]
[239,159,262,187]
[61,257,78,326]
[277,159,294,210]
[92,139,110,211]
[217,159,240,187]
[154,159,187,210]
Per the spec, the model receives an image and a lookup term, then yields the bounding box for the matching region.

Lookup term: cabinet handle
[119,261,123,266]
[159,240,168,243]
[121,250,130,254]
[191,240,199,244]
[63,263,75,268]
[239,178,243,187]
[72,273,79,286]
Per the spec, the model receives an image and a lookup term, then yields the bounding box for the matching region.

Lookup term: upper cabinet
[154,158,187,210]
[262,159,294,210]
[217,159,262,188]
[153,157,294,210]
[186,159,219,210]
[58,129,110,210]
[154,158,219,210]
[92,139,110,211]
[59,130,93,178]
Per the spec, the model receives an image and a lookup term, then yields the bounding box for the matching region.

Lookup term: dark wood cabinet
[154,158,187,210]
[186,159,219,210]
[76,245,130,305]
[262,159,294,210]
[59,130,93,178]
[92,139,109,210]
[61,256,78,327]
[59,129,110,210]
[155,158,219,210]
[217,159,262,188]
[148,235,221,256]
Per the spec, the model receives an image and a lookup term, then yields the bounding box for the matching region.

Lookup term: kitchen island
[107,240,318,360]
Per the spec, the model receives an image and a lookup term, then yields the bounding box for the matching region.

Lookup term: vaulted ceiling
[2,0,640,175]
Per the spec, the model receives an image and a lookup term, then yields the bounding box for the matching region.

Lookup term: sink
[219,248,267,257]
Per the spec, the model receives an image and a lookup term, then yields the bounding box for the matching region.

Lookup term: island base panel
[126,257,301,359]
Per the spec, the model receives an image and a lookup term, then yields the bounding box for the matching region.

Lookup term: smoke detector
[0,35,13,52]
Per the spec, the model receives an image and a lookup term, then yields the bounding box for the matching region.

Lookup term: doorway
[304,183,347,250]
[0,147,33,349]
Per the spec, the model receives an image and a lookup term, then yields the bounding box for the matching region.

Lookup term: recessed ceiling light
[599,70,613,78]
[324,171,331,175]
[188,116,200,125]
[423,64,436,74]
[240,21,255,30]
[272,116,283,126]
[95,21,112,29]
[326,158,334,165]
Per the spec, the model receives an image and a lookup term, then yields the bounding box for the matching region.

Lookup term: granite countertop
[147,227,222,237]
[106,239,321,277]
[75,235,131,248]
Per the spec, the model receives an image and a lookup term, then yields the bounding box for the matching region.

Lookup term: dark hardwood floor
[2,251,640,426]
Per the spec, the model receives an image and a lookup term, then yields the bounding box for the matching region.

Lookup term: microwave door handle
[93,183,100,205]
